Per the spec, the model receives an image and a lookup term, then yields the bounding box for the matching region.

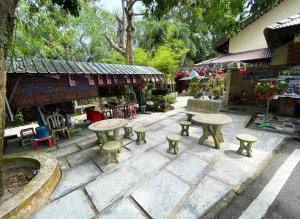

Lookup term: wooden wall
[288,42,300,65]
[228,68,279,104]
[7,74,144,107]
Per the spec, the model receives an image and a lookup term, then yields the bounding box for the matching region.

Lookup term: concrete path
[30,96,287,219]
[216,139,300,219]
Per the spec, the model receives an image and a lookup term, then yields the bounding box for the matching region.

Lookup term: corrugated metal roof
[5,57,162,75]
[197,48,271,65]
[264,13,300,49]
[266,13,300,29]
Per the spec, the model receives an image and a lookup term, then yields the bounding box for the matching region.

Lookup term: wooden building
[5,58,163,118]
[197,0,300,116]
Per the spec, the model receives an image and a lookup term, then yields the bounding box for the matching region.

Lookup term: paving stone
[129,150,170,175]
[157,118,177,127]
[122,137,134,146]
[95,149,133,172]
[31,189,95,219]
[85,166,141,212]
[66,146,100,167]
[58,158,70,170]
[162,123,182,133]
[175,176,231,219]
[222,142,270,168]
[76,137,98,149]
[148,123,164,131]
[188,143,221,163]
[86,132,96,139]
[96,198,146,219]
[209,157,256,187]
[131,170,190,219]
[50,144,80,159]
[57,136,87,148]
[125,140,158,154]
[51,161,101,200]
[154,141,187,159]
[166,153,209,184]
[40,145,58,152]
[147,130,171,145]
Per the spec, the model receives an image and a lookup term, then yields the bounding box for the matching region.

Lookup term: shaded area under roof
[196,48,271,65]
[6,57,162,75]
[264,13,300,49]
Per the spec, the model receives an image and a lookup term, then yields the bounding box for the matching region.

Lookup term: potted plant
[255,80,287,128]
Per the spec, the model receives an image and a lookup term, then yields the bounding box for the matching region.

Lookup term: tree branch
[133,13,145,16]
[104,35,125,55]
[127,0,141,12]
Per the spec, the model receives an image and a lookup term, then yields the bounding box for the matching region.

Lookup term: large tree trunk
[125,11,133,65]
[0,0,19,198]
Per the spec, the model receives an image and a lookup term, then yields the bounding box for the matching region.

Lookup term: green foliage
[163,94,176,104]
[187,78,199,96]
[5,110,24,128]
[100,51,126,64]
[134,48,150,66]
[10,1,117,60]
[149,45,181,76]
[143,0,282,39]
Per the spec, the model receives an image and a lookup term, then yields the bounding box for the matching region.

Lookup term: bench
[185,99,222,121]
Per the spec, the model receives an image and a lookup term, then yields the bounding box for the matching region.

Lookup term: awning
[264,13,300,49]
[5,57,162,75]
[197,48,271,65]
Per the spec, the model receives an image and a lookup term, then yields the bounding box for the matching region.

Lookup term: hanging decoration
[68,74,76,86]
[85,75,95,85]
[97,75,104,85]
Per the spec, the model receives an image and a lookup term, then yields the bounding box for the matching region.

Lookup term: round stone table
[192,113,232,149]
[88,119,128,145]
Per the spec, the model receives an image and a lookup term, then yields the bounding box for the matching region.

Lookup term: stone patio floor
[30,97,287,219]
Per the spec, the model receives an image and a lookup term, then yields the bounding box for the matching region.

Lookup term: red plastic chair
[129,103,137,119]
[112,106,125,118]
[86,110,106,123]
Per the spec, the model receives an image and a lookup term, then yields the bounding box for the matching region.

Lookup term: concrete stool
[180,121,191,136]
[135,127,148,145]
[102,141,122,164]
[236,134,256,157]
[166,134,181,155]
[124,124,133,138]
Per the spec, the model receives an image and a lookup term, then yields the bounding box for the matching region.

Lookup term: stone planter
[0,152,60,219]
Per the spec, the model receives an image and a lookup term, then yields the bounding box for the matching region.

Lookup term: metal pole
[5,98,14,121]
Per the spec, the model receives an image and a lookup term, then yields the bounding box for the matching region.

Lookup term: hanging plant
[239,69,247,75]
[176,73,183,78]
[198,71,205,76]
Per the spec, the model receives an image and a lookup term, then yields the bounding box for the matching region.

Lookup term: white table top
[88,119,128,132]
[192,113,232,125]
